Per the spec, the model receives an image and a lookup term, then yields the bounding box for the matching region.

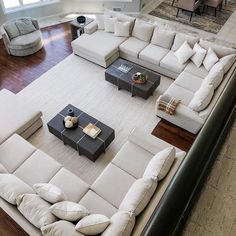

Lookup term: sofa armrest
[0,27,10,54]
[155,100,204,134]
[128,128,184,155]
[84,21,98,34]
[31,18,39,30]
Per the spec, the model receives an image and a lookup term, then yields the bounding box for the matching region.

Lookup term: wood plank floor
[0,22,72,94]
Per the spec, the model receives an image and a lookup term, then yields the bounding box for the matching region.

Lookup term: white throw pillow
[219,54,236,74]
[0,163,8,173]
[202,62,224,89]
[0,174,34,205]
[191,43,207,67]
[102,211,135,236]
[33,183,66,204]
[41,220,83,236]
[188,84,214,112]
[119,178,157,216]
[203,47,219,71]
[75,214,110,235]
[16,194,57,229]
[95,15,109,30]
[114,21,130,37]
[174,41,195,65]
[143,147,176,181]
[104,17,117,33]
[50,201,89,221]
[132,19,154,42]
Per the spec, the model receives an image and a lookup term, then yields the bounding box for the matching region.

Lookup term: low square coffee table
[47,104,115,162]
[105,58,161,99]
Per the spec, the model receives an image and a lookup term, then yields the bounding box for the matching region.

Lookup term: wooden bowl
[132,74,147,84]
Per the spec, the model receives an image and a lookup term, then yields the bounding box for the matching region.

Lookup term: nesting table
[47,105,115,161]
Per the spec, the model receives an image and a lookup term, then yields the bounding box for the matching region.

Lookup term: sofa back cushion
[96,15,109,30]
[171,33,199,51]
[219,54,236,74]
[132,19,154,42]
[199,39,236,58]
[4,22,20,39]
[151,27,176,49]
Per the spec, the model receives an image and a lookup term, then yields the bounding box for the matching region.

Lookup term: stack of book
[83,123,101,139]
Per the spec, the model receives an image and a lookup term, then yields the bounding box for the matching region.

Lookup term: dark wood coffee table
[47,104,115,162]
[105,58,161,99]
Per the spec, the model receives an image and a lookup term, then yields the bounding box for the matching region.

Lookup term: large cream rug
[18,54,172,185]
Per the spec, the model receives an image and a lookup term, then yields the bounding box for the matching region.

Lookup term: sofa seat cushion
[160,51,188,74]
[79,190,117,218]
[174,71,204,93]
[91,163,136,208]
[112,140,154,179]
[0,89,42,144]
[139,44,169,66]
[14,150,62,187]
[72,30,127,61]
[0,134,36,173]
[49,168,89,203]
[119,37,148,58]
[9,31,42,50]
[184,62,209,78]
[165,83,195,106]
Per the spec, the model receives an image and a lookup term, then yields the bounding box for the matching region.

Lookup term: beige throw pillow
[95,15,109,30]
[191,43,207,68]
[16,194,57,229]
[119,178,157,216]
[219,54,236,74]
[0,174,34,205]
[114,21,130,37]
[174,41,195,64]
[143,147,176,181]
[75,214,110,235]
[33,183,66,204]
[104,17,117,33]
[203,47,219,71]
[50,201,89,221]
[132,19,154,42]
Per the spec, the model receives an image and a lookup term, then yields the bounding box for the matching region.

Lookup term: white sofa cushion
[202,62,224,89]
[219,54,236,74]
[160,50,188,74]
[79,190,117,218]
[0,174,34,205]
[132,19,154,42]
[199,39,236,58]
[151,27,176,49]
[102,211,135,236]
[33,183,66,204]
[4,22,20,39]
[174,41,195,64]
[75,214,110,235]
[184,62,209,79]
[104,17,117,33]
[91,163,136,208]
[191,43,207,67]
[50,201,89,221]
[139,44,169,66]
[119,36,148,58]
[0,163,8,173]
[114,21,130,37]
[15,18,36,35]
[41,220,84,236]
[174,71,204,93]
[119,178,157,216]
[188,84,214,112]
[171,33,199,51]
[143,147,176,181]
[16,193,57,229]
[96,15,109,30]
[203,47,219,71]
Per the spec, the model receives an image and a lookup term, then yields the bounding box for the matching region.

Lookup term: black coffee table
[105,58,161,99]
[47,105,115,162]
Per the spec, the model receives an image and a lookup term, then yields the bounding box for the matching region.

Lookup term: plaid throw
[158,95,181,115]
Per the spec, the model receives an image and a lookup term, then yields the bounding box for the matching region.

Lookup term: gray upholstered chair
[176,0,201,22]
[0,17,43,56]
[203,0,223,17]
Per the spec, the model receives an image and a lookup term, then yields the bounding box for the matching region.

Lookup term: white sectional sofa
[0,129,185,236]
[71,10,236,134]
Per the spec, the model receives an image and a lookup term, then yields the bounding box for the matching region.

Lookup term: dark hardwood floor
[0,22,73,94]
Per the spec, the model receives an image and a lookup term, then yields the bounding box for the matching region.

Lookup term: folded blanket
[158,95,181,115]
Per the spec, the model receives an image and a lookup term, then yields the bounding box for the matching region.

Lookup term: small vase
[68,108,74,116]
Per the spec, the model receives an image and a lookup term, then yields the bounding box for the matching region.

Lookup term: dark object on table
[105,58,160,99]
[68,108,74,116]
[77,16,86,24]
[132,72,147,84]
[47,104,115,162]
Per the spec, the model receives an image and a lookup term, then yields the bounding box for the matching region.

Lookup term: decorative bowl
[77,16,86,24]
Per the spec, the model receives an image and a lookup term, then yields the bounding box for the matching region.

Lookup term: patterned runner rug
[149,0,236,34]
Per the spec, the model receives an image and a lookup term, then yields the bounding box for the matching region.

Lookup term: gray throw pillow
[4,22,20,39]
[15,19,36,35]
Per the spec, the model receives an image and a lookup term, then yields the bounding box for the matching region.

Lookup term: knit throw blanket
[158,95,181,115]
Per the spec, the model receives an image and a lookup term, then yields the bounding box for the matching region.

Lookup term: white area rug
[18,54,172,184]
